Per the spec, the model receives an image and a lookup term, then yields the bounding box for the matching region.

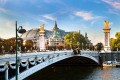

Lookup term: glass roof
[20,28,68,40]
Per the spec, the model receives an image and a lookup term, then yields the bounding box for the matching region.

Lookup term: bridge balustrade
[0,50,72,80]
[0,50,99,80]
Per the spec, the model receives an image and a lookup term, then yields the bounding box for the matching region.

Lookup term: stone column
[39,24,46,51]
[103,20,111,51]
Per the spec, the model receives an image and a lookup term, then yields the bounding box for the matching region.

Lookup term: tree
[95,42,103,52]
[115,32,120,50]
[110,38,116,51]
[24,40,33,50]
[64,31,86,49]
[110,32,120,51]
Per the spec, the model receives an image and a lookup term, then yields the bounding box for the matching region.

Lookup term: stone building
[20,21,69,50]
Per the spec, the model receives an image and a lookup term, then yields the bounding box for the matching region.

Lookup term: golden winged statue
[104,20,109,28]
[40,24,44,31]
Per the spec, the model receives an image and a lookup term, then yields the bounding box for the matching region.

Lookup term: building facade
[20,21,92,50]
[20,21,69,50]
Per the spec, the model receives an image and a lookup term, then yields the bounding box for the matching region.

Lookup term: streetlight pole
[15,21,26,80]
[82,43,83,50]
[86,44,87,50]
[1,45,4,53]
[70,41,72,50]
[89,44,90,50]
[15,21,18,80]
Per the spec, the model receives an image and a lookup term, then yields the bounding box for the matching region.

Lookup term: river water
[25,66,120,80]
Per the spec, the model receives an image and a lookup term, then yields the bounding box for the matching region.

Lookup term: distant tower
[39,24,46,51]
[85,32,88,38]
[52,21,59,31]
[103,20,111,51]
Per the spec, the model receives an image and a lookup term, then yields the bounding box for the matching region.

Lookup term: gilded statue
[104,20,109,28]
[40,24,44,31]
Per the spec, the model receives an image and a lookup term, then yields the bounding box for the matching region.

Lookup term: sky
[0,0,120,45]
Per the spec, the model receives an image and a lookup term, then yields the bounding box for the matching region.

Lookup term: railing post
[5,64,9,80]
[18,65,20,75]
[26,64,29,70]
[26,59,29,70]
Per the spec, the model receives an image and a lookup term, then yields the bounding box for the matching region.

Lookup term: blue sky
[0,0,120,45]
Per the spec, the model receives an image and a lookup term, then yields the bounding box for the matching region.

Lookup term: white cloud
[74,11,94,20]
[0,19,15,39]
[0,19,32,39]
[108,8,120,15]
[6,21,14,27]
[74,11,101,21]
[88,32,104,45]
[43,0,53,3]
[0,7,16,16]
[102,0,120,10]
[0,0,7,4]
[38,19,47,23]
[22,22,31,30]
[43,14,56,21]
[43,0,65,5]
[0,7,7,13]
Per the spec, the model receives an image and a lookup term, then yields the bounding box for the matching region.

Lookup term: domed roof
[20,21,69,40]
[20,28,68,40]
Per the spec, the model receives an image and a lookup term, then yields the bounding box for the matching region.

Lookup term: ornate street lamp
[86,44,87,50]
[1,45,4,53]
[63,39,65,50]
[32,38,36,50]
[70,41,72,50]
[89,44,90,50]
[25,47,27,52]
[10,46,13,50]
[15,21,26,80]
[10,46,13,52]
[77,42,80,49]
[55,39,57,51]
[82,43,83,50]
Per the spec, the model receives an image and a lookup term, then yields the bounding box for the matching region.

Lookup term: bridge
[0,50,100,80]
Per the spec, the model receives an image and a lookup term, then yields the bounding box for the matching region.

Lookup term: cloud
[0,19,32,39]
[38,19,47,23]
[108,8,120,15]
[5,20,15,29]
[22,22,31,30]
[74,11,94,20]
[43,0,54,3]
[0,0,7,5]
[88,32,104,45]
[43,14,56,20]
[74,11,101,21]
[0,19,15,39]
[102,0,120,10]
[0,7,17,17]
[0,7,7,13]
[43,0,65,5]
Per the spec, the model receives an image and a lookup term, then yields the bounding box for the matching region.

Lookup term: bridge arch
[54,55,99,66]
[10,51,99,80]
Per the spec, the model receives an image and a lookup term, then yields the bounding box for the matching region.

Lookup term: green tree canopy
[95,42,103,52]
[64,31,86,49]
[110,32,120,51]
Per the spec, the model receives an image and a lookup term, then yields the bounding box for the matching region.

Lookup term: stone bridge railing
[0,50,99,80]
[0,50,72,80]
